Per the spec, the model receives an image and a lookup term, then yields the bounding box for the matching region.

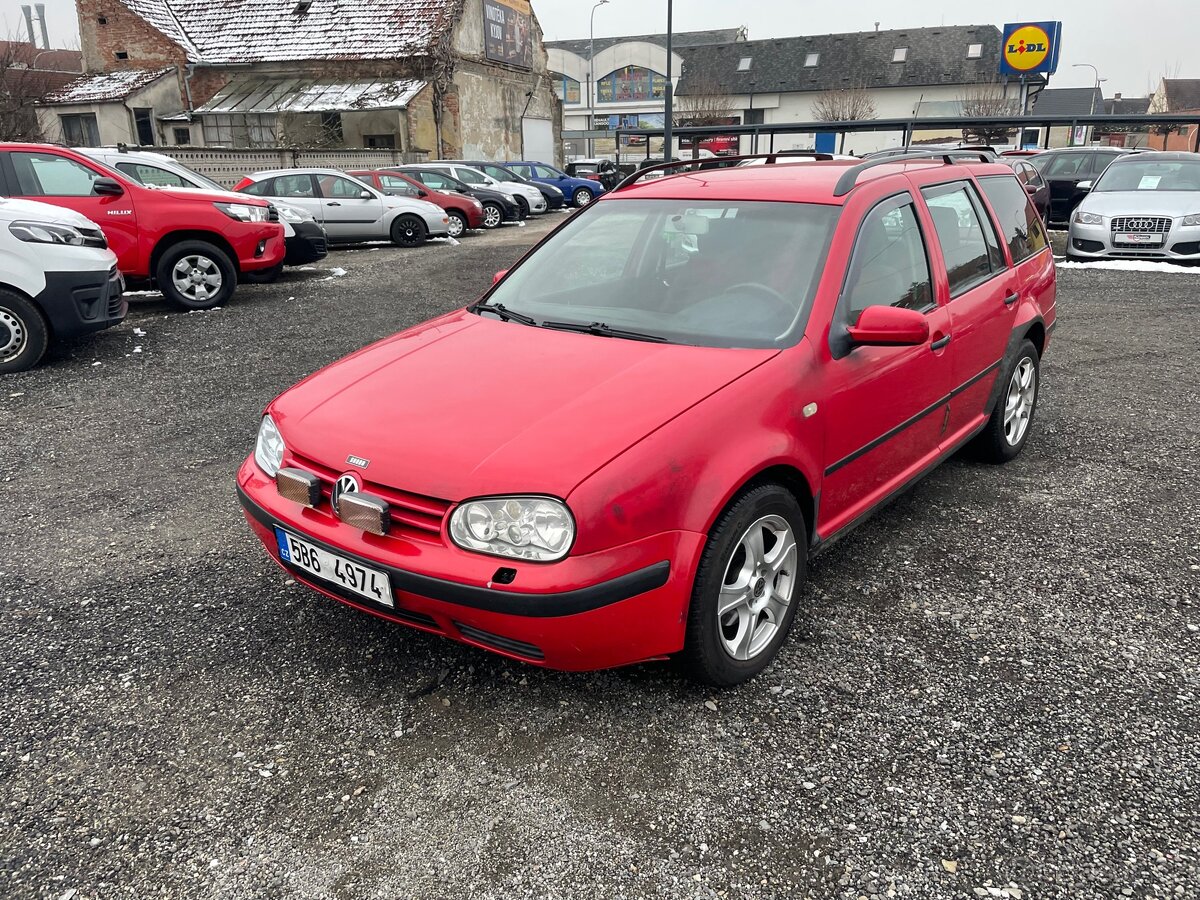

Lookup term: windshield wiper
[540,320,668,343]
[473,302,537,326]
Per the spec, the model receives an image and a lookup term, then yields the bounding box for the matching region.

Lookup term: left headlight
[254,414,286,477]
[1181,214,1200,227]
[449,496,575,562]
[1073,210,1104,226]
[215,201,271,223]
[277,204,315,223]
[8,220,85,245]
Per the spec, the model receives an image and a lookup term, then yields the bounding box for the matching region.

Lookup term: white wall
[36,76,185,146]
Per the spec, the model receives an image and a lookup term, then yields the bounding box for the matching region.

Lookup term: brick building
[0,41,83,141]
[34,0,560,161]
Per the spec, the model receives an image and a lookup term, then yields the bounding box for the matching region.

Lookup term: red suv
[0,144,284,310]
[348,170,485,239]
[237,152,1056,685]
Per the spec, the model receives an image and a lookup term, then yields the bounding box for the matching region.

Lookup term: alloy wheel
[171,255,222,304]
[717,515,798,661]
[1004,357,1037,446]
[483,206,502,228]
[0,308,26,362]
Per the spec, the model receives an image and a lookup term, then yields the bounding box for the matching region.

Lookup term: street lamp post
[1073,63,1101,145]
[662,0,674,161]
[588,0,609,158]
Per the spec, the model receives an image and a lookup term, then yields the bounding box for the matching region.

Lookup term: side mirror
[846,305,930,348]
[417,189,429,198]
[359,190,373,200]
[492,269,508,285]
[1076,181,1093,192]
[92,177,125,197]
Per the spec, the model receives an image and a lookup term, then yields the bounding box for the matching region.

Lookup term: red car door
[916,178,1016,446]
[4,148,140,272]
[817,192,955,537]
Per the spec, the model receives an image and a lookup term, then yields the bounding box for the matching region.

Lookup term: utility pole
[588,0,608,158]
[662,0,673,160]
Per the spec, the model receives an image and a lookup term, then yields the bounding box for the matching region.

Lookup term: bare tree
[810,85,877,122]
[0,38,45,141]
[958,81,1018,143]
[673,75,738,127]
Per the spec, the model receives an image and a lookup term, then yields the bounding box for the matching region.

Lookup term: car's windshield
[482,199,840,349]
[1093,158,1200,192]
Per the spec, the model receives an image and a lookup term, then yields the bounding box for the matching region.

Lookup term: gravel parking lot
[1,216,1197,900]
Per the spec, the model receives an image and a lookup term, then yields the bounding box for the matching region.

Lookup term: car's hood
[157,185,270,206]
[1080,191,1200,217]
[0,197,98,228]
[271,310,776,500]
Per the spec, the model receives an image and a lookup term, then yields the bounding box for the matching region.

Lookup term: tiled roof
[195,75,427,113]
[41,68,175,104]
[1105,96,1151,115]
[0,41,82,72]
[117,0,454,64]
[1161,79,1200,112]
[676,25,1012,96]
[1030,87,1104,116]
[545,28,745,59]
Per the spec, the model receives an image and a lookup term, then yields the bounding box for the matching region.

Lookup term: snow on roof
[118,0,453,64]
[194,76,427,114]
[42,68,175,104]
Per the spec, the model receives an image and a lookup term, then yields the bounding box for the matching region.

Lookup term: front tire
[481,203,503,229]
[572,188,595,207]
[446,210,467,238]
[156,241,236,311]
[513,195,530,219]
[973,339,1040,463]
[390,215,426,247]
[682,485,808,687]
[0,289,49,374]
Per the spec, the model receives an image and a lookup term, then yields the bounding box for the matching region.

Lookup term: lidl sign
[999,21,1062,76]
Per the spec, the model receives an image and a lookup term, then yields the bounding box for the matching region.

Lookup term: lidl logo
[999,22,1062,76]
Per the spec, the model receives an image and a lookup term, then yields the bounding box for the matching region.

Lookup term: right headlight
[1073,210,1105,226]
[277,204,315,223]
[1180,213,1200,227]
[449,496,575,562]
[8,220,85,245]
[254,414,286,477]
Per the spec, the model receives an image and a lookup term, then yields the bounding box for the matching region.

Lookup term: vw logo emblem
[332,472,361,510]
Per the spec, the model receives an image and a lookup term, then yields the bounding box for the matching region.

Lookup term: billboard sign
[483,0,533,69]
[999,21,1062,76]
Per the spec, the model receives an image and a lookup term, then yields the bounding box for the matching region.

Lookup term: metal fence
[126,147,430,187]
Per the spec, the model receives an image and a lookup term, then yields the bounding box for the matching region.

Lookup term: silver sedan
[1067,152,1200,262]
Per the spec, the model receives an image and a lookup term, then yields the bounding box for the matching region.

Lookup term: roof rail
[615,151,836,190]
[832,151,994,197]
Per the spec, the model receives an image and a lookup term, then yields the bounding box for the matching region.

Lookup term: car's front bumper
[1068,220,1200,261]
[284,220,328,266]
[33,266,126,339]
[236,458,702,670]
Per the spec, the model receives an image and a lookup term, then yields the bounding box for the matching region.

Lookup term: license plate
[1116,233,1163,244]
[274,527,393,608]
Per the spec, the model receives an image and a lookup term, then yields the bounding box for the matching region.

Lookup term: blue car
[505,161,607,208]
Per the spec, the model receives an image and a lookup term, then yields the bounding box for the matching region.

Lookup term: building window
[892,48,907,63]
[133,108,154,145]
[363,134,397,149]
[967,43,982,59]
[550,72,581,105]
[173,126,191,145]
[737,57,752,72]
[97,16,107,24]
[201,113,276,148]
[115,50,128,60]
[745,109,764,125]
[597,66,668,103]
[320,112,344,145]
[59,113,100,146]
[804,53,819,67]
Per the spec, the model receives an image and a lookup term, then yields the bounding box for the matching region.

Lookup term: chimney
[1114,92,1122,101]
[35,4,50,50]
[21,5,38,47]
[874,22,880,32]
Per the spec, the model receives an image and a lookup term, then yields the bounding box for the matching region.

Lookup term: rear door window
[842,199,933,320]
[978,175,1050,263]
[921,183,1004,296]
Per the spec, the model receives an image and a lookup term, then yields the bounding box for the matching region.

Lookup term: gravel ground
[1,216,1197,900]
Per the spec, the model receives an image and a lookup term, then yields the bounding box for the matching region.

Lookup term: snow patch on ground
[1056,260,1200,274]
[329,267,347,277]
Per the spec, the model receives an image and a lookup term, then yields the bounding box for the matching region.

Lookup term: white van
[0,198,124,373]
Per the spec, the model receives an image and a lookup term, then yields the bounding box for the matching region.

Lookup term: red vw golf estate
[238,152,1056,685]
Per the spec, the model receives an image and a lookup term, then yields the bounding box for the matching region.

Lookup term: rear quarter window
[978,175,1049,264]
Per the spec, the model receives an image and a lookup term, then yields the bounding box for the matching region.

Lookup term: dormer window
[892,47,908,63]
[293,0,312,14]
[737,57,752,72]
[804,52,819,67]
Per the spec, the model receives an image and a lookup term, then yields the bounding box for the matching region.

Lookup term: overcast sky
[6,0,1198,97]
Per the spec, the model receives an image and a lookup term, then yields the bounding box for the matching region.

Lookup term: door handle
[1003,292,1019,306]
[326,201,342,207]
[930,334,952,351]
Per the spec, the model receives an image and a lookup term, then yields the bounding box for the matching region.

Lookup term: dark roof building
[1030,86,1105,117]
[1155,78,1200,112]
[1105,95,1151,116]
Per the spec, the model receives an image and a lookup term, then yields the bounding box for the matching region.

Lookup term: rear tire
[481,203,503,229]
[682,484,807,687]
[446,210,467,238]
[0,288,49,374]
[390,215,426,247]
[156,240,236,311]
[973,339,1040,464]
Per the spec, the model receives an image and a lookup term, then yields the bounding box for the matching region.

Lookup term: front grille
[288,452,450,543]
[1111,216,1171,234]
[454,622,545,661]
[311,236,327,254]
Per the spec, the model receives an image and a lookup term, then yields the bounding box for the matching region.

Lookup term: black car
[392,166,521,229]
[1028,147,1143,224]
[566,158,621,191]
[1001,158,1050,221]
[448,160,566,212]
